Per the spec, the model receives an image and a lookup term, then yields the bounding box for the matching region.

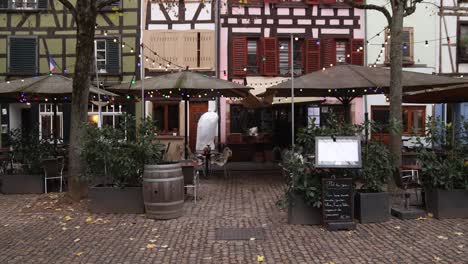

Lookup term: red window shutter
[305,39,321,73]
[353,0,364,4]
[232,36,247,76]
[350,39,364,66]
[321,38,336,69]
[261,37,278,76]
[306,0,319,4]
[265,0,279,3]
[321,0,337,4]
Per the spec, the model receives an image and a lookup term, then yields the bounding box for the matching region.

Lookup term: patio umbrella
[266,65,468,97]
[0,75,118,152]
[403,85,468,103]
[110,71,252,158]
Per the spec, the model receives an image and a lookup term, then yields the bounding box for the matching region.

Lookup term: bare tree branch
[404,0,424,16]
[57,0,76,17]
[345,0,393,26]
[96,0,121,10]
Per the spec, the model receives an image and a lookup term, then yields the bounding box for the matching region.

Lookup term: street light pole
[291,34,295,148]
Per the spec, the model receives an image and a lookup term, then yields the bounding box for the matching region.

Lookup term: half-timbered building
[0,0,141,146]
[219,0,366,156]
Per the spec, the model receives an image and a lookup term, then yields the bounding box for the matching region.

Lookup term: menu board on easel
[322,178,356,230]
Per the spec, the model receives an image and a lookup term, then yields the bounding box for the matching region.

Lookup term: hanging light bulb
[425,40,429,47]
[113,38,117,43]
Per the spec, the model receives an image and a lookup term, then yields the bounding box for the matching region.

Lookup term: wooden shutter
[261,37,278,76]
[402,27,414,65]
[200,31,215,69]
[265,0,279,3]
[232,36,247,76]
[9,37,37,75]
[350,39,364,66]
[106,39,120,74]
[38,0,48,9]
[306,0,319,4]
[0,0,8,9]
[321,38,336,69]
[322,0,337,4]
[305,39,321,73]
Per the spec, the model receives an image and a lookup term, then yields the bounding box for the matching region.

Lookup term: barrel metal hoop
[145,200,184,206]
[144,176,184,182]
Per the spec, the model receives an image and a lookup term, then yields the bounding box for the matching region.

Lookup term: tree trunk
[388,6,404,191]
[68,1,98,201]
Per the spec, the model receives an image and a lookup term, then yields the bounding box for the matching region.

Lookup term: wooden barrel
[143,163,184,220]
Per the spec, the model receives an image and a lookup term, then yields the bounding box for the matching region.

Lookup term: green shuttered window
[105,39,121,74]
[9,37,37,75]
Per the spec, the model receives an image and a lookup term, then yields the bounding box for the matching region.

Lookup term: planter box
[288,194,322,225]
[88,186,144,214]
[426,188,468,219]
[355,192,390,224]
[1,174,44,194]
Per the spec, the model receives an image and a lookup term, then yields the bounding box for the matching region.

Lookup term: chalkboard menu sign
[322,178,354,223]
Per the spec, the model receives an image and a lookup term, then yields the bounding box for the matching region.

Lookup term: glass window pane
[411,110,424,135]
[293,41,302,75]
[54,115,63,139]
[103,116,113,127]
[336,41,346,64]
[97,40,105,50]
[402,109,409,133]
[88,115,99,127]
[153,105,165,131]
[460,25,468,61]
[279,41,289,75]
[372,108,389,133]
[41,115,51,140]
[168,105,179,133]
[247,40,258,74]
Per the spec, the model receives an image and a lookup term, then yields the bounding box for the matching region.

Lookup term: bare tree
[348,0,422,188]
[57,0,120,200]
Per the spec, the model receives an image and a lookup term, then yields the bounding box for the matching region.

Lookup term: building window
[94,38,121,74]
[8,36,37,75]
[335,40,347,64]
[87,104,124,128]
[385,27,414,65]
[458,23,468,63]
[279,39,303,75]
[0,0,47,9]
[371,106,425,136]
[39,104,63,141]
[247,39,259,74]
[152,102,180,134]
[279,41,290,75]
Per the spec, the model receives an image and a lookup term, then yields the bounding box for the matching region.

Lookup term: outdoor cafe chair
[394,164,422,209]
[210,147,233,179]
[42,157,65,193]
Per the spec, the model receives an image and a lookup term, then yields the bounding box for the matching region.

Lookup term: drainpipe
[363,7,369,142]
[215,0,221,151]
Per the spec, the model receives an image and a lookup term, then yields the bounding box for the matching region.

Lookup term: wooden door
[189,102,208,152]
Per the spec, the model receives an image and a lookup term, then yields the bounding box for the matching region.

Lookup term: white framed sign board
[315,136,362,168]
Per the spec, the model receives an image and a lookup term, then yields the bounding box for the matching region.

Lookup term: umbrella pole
[185,98,188,159]
[53,101,58,157]
[290,34,295,148]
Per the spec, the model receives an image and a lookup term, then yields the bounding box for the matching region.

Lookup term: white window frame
[39,103,63,143]
[10,0,38,9]
[95,39,107,74]
[88,104,123,128]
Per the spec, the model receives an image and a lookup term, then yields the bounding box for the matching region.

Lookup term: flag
[48,55,58,73]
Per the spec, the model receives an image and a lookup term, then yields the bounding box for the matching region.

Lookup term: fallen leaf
[160,245,168,248]
[257,255,264,262]
[149,239,157,243]
[416,217,427,221]
[394,226,401,230]
[85,217,93,223]
[457,245,464,249]
[74,252,84,257]
[454,232,463,236]
[250,237,256,241]
[151,228,158,232]
[325,262,336,264]
[129,238,135,241]
[75,226,81,229]
[54,208,62,211]
[73,238,80,243]
[437,235,448,240]
[427,213,434,218]
[146,244,157,249]
[433,256,441,262]
[46,237,52,241]
[3,224,9,227]
[62,227,68,231]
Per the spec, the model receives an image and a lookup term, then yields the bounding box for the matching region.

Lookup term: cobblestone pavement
[0,170,467,264]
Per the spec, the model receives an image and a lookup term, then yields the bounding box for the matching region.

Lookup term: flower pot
[88,186,144,214]
[425,188,468,219]
[288,194,322,225]
[1,174,44,194]
[355,192,390,224]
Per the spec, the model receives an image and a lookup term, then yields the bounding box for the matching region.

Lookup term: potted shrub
[1,128,53,194]
[355,141,392,223]
[280,150,322,225]
[81,116,163,214]
[417,118,468,219]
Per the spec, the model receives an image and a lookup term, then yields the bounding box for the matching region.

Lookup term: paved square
[0,170,467,263]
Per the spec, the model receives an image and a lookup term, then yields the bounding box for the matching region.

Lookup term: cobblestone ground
[0,170,467,264]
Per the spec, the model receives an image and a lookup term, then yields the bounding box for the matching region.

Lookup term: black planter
[355,192,390,224]
[288,194,322,225]
[1,174,44,194]
[425,188,468,219]
[88,186,144,214]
